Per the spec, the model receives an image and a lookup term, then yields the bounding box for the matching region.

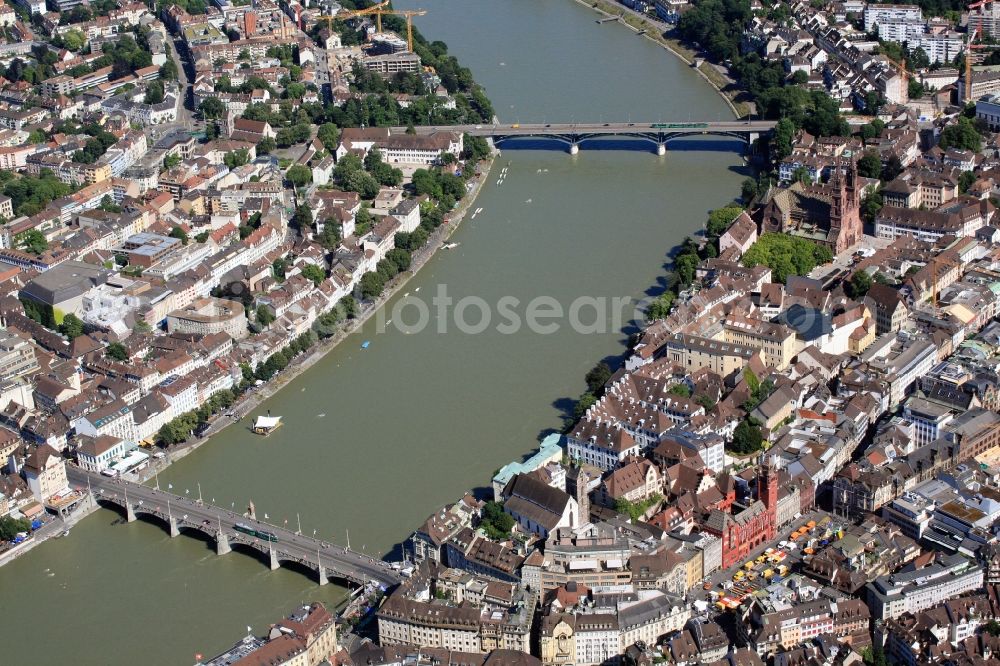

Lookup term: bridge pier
[317,564,328,586]
[215,530,231,555]
[125,502,136,523]
[269,545,280,571]
[168,515,180,538]
[656,142,666,156]
[569,143,579,156]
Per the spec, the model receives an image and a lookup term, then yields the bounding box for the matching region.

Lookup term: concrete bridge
[69,467,401,588]
[393,120,778,154]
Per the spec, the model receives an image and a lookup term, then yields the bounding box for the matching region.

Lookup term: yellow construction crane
[316,3,427,52]
[316,1,390,34]
[377,9,428,52]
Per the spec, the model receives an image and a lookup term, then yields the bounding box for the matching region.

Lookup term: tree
[959,170,976,194]
[301,264,325,286]
[646,291,675,320]
[59,313,84,340]
[224,149,250,169]
[198,97,225,120]
[106,342,128,362]
[742,233,832,283]
[17,229,47,255]
[857,151,882,179]
[939,116,983,152]
[585,362,612,394]
[791,166,812,186]
[741,178,758,203]
[272,257,287,281]
[318,220,340,249]
[881,155,904,182]
[861,647,889,666]
[669,383,692,397]
[257,137,276,154]
[63,29,86,52]
[144,80,165,105]
[359,271,385,300]
[317,123,340,152]
[159,59,178,81]
[675,253,699,287]
[909,46,930,70]
[731,419,764,454]
[462,134,491,162]
[771,118,795,159]
[861,192,883,224]
[346,170,380,199]
[706,205,744,237]
[386,248,411,272]
[0,515,31,541]
[27,129,47,144]
[355,205,373,235]
[256,305,275,327]
[844,270,873,299]
[864,91,884,116]
[169,226,189,245]
[479,501,514,539]
[286,164,312,188]
[291,203,313,231]
[614,494,663,522]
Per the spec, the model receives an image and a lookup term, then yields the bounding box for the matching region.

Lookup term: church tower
[759,458,778,513]
[575,469,591,528]
[831,157,862,253]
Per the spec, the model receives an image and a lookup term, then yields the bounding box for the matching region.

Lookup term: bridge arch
[490,129,753,153]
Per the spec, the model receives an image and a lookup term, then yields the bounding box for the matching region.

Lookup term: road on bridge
[391,120,777,137]
[67,466,402,588]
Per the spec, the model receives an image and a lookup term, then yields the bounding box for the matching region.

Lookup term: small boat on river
[252,415,282,436]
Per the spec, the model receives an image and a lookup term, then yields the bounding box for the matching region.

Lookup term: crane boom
[312,4,427,53]
[315,1,390,33]
[378,9,428,52]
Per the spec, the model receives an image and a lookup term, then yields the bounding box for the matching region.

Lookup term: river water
[0,2,745,663]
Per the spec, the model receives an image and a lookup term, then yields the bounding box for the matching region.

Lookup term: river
[0,2,745,663]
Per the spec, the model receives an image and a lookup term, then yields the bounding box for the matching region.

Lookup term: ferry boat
[252,415,282,435]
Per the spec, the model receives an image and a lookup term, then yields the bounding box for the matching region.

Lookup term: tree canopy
[938,116,983,152]
[742,233,833,283]
[59,313,84,340]
[706,205,744,237]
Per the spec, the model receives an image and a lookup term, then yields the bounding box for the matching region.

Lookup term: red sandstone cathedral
[756,158,863,255]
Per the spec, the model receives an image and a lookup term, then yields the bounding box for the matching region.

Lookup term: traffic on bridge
[68,467,402,589]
